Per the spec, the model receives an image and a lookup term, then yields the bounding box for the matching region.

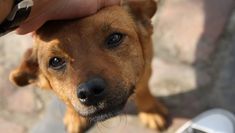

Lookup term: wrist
[0,0,14,23]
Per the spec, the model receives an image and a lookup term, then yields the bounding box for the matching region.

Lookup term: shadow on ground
[152,0,235,124]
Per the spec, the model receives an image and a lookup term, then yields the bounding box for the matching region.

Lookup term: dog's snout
[77,77,106,105]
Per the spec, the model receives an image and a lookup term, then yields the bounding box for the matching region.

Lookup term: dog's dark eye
[49,57,66,70]
[106,33,124,49]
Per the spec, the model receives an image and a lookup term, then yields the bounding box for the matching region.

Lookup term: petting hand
[16,0,120,34]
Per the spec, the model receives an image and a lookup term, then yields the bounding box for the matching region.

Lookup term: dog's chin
[78,102,126,122]
[88,109,122,122]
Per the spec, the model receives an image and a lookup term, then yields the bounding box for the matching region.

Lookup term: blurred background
[0,0,235,132]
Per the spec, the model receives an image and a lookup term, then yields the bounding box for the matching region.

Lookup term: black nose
[77,77,106,105]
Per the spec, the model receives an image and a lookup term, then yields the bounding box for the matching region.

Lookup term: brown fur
[10,0,169,132]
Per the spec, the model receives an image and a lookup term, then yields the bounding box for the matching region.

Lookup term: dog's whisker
[95,122,105,133]
[121,110,128,131]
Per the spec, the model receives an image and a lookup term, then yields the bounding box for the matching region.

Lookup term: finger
[98,0,121,10]
[16,16,46,35]
[104,0,121,6]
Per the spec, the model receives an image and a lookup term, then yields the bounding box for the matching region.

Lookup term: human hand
[16,0,120,34]
[0,0,13,24]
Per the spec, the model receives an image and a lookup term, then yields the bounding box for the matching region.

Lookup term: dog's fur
[10,0,169,132]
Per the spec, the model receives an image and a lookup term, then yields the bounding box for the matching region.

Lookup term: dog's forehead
[36,6,136,40]
[35,6,137,51]
[62,6,136,35]
[84,6,135,28]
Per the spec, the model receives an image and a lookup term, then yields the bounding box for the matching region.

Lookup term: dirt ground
[0,0,234,133]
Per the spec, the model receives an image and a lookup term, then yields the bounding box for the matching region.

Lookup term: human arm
[16,0,121,34]
[0,0,120,35]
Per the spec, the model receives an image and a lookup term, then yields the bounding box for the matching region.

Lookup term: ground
[0,0,235,133]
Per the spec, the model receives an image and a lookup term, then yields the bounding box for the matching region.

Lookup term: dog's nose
[77,77,106,105]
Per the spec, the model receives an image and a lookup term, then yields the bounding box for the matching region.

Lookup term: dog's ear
[10,48,51,89]
[123,0,157,32]
[10,48,38,86]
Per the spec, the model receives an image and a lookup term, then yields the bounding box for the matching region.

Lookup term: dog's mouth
[74,85,135,122]
[78,100,126,122]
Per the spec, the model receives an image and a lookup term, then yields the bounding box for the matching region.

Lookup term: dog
[10,0,169,132]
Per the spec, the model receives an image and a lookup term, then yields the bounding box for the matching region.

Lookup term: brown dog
[10,0,169,132]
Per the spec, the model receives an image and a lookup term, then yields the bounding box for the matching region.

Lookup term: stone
[0,33,32,68]
[0,33,33,106]
[150,58,211,97]
[30,97,66,133]
[0,118,25,133]
[209,11,235,112]
[152,0,235,64]
[0,70,16,102]
[7,88,37,114]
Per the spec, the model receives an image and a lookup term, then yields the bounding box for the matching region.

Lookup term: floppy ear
[10,48,51,89]
[10,48,39,86]
[123,0,157,33]
[10,48,52,89]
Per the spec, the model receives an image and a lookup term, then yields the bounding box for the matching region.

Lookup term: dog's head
[10,0,157,121]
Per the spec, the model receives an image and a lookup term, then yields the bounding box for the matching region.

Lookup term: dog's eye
[106,33,124,49]
[49,57,66,70]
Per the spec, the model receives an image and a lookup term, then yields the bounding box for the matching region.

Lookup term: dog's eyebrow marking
[101,18,119,32]
[101,19,128,33]
[46,40,64,55]
[101,23,112,33]
[50,45,60,53]
[47,41,72,60]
